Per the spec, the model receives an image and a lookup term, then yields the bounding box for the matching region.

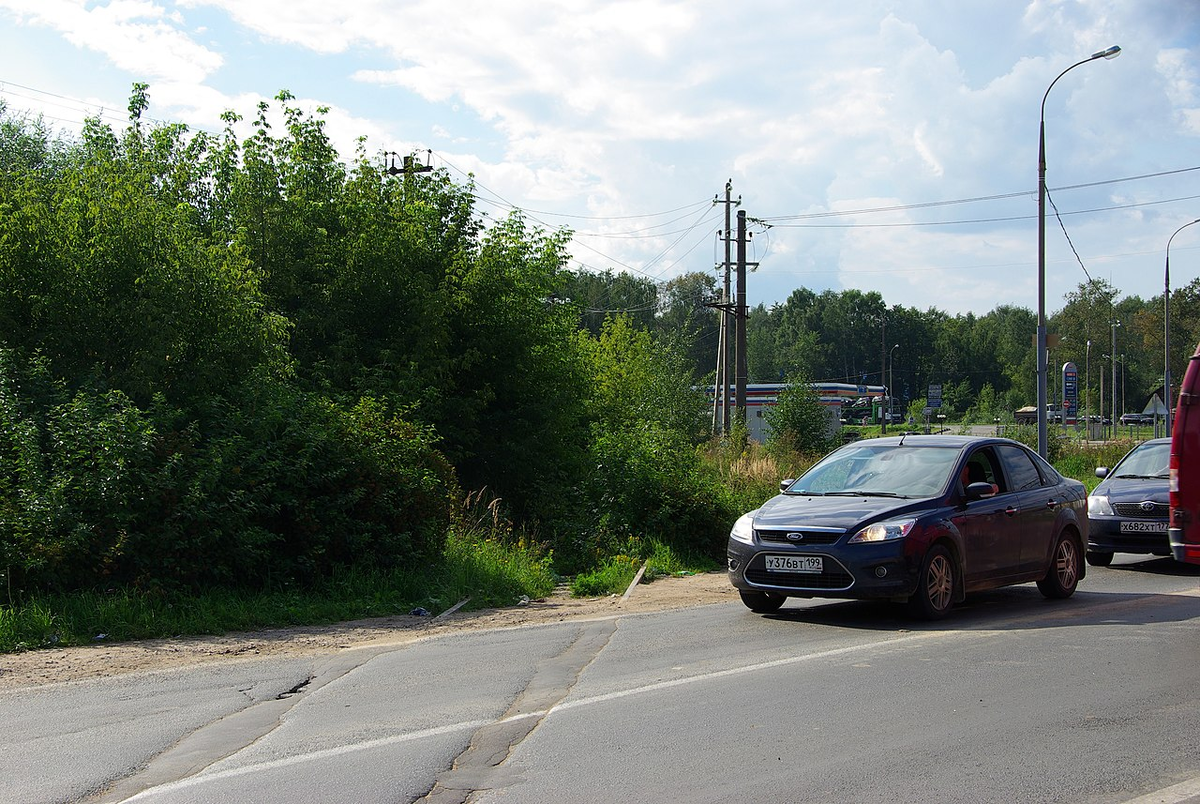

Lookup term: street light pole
[1037,45,1121,458]
[1086,338,1092,439]
[1111,320,1121,437]
[1165,218,1200,434]
[889,343,900,429]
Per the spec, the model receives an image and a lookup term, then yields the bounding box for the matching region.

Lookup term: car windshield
[1111,441,1170,479]
[785,443,960,498]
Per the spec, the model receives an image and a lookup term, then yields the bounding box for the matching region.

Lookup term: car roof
[842,434,1027,450]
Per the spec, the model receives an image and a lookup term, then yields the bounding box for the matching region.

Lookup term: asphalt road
[3,556,1198,804]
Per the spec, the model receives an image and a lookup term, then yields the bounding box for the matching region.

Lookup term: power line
[760,166,1200,223]
[764,193,1200,229]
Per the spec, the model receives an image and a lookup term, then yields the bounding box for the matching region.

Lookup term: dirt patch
[0,572,737,691]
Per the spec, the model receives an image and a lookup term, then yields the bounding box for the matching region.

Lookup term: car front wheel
[739,590,786,613]
[1038,533,1081,598]
[1085,550,1114,567]
[908,545,955,620]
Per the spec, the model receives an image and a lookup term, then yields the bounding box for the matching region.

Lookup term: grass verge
[0,529,558,654]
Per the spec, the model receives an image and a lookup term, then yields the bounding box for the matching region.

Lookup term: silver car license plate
[765,555,823,573]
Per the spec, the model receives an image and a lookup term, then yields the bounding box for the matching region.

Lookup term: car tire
[739,590,786,613]
[1085,550,1114,567]
[1038,533,1082,598]
[907,545,955,620]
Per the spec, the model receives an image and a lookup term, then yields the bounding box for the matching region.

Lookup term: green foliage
[1001,423,1069,464]
[557,315,732,571]
[571,554,641,597]
[0,347,457,595]
[0,350,159,593]
[0,528,557,653]
[764,375,838,457]
[1054,439,1139,490]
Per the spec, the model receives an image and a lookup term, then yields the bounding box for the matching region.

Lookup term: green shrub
[571,555,640,597]
[121,378,458,591]
[764,375,838,457]
[575,426,737,572]
[1054,439,1139,490]
[1,350,459,596]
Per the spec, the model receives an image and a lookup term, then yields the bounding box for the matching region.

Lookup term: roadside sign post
[1062,362,1078,426]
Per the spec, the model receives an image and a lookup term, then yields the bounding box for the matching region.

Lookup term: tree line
[567,270,1200,422]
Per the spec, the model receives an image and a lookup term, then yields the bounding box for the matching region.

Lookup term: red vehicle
[1169,340,1200,564]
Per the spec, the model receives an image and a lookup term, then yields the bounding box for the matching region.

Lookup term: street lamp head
[1092,45,1121,60]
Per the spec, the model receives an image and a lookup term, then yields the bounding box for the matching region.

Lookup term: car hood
[753,492,933,531]
[1093,475,1169,504]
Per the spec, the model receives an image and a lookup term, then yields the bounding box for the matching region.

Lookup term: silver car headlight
[1088,495,1115,516]
[730,511,757,545]
[848,517,916,544]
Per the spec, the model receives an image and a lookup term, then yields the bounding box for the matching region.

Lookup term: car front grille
[756,528,844,545]
[1113,502,1168,518]
[745,554,854,591]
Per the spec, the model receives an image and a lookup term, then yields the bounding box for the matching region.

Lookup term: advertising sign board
[1061,362,1078,425]
[928,384,942,409]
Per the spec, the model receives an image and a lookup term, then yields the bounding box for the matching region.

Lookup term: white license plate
[765,554,823,573]
[1119,520,1167,533]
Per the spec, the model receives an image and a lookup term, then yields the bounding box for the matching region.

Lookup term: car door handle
[1046,498,1059,509]
[1004,506,1019,517]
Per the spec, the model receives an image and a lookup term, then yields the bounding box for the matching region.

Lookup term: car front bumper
[726,537,919,600]
[1087,516,1170,555]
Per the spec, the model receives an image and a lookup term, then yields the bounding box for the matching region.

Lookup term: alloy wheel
[926,553,953,612]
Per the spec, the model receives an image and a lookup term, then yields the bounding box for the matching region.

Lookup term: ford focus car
[727,435,1088,619]
[1087,437,1171,566]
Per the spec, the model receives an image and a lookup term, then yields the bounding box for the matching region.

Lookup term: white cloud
[1,0,1196,315]
[3,0,222,82]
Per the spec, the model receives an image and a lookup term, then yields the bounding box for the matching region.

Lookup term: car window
[1110,441,1170,478]
[998,444,1042,491]
[963,447,1005,492]
[789,444,959,497]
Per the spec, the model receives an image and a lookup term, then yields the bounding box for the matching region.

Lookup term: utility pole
[735,209,748,428]
[880,317,888,435]
[386,150,433,195]
[712,181,740,435]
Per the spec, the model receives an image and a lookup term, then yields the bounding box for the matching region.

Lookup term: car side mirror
[780,479,795,493]
[964,481,996,501]
[1095,467,1109,479]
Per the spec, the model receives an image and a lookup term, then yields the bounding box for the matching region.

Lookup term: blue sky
[1,0,1198,316]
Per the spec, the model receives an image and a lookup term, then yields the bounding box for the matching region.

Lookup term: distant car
[1119,413,1154,426]
[727,435,1088,619]
[1087,437,1171,565]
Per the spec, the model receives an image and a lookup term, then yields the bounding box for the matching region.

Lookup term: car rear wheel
[907,545,955,620]
[739,590,786,613]
[1038,533,1081,598]
[1085,550,1114,567]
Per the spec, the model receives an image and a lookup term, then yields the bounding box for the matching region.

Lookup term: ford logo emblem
[786,532,804,541]
[1140,501,1156,512]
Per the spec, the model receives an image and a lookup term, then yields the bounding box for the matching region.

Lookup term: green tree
[764,375,837,457]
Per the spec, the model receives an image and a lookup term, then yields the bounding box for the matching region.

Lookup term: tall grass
[0,528,557,654]
[1054,439,1140,490]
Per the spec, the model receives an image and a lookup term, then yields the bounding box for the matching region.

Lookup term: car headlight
[730,511,757,545]
[848,518,916,544]
[1088,495,1114,516]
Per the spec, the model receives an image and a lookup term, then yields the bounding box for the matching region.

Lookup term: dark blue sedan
[727,435,1088,619]
[1086,437,1171,566]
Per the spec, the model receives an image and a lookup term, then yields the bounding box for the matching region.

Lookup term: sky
[0,0,1198,317]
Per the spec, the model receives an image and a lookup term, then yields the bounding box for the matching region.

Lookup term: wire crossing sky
[1,0,1197,315]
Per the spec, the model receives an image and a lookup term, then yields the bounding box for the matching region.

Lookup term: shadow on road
[1100,555,1200,577]
[759,582,1198,632]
